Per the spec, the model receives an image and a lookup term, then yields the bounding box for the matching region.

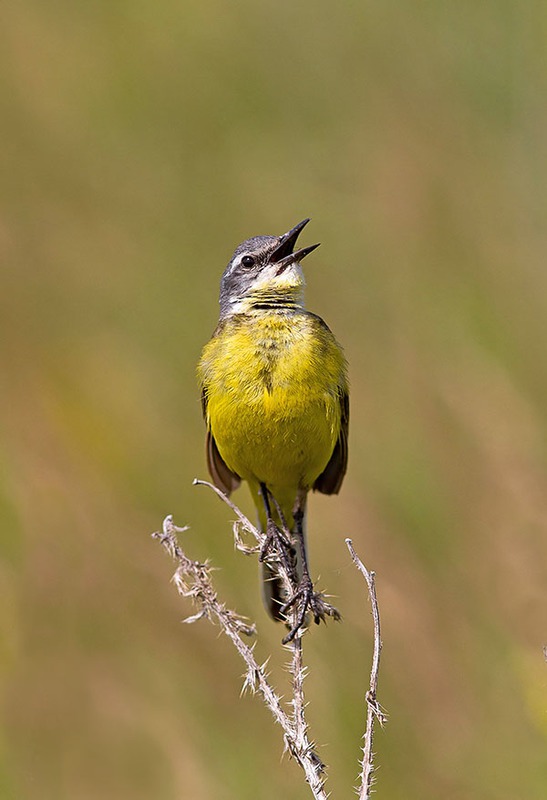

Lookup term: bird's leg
[258,483,296,580]
[281,490,341,644]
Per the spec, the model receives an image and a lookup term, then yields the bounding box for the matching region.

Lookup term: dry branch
[153,489,387,799]
[346,539,388,800]
[154,513,327,798]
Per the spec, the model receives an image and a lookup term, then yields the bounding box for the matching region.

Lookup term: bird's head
[219,219,320,317]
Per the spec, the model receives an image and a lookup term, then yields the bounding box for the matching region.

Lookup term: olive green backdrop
[2,2,547,799]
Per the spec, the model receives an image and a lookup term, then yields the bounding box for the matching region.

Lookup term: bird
[198,219,348,634]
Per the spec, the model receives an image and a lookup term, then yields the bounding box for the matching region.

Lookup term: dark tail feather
[261,561,287,621]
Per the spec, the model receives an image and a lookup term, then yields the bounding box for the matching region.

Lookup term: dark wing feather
[313,390,349,495]
[201,387,241,496]
[206,431,241,495]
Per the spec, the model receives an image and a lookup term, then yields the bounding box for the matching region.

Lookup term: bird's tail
[261,560,289,621]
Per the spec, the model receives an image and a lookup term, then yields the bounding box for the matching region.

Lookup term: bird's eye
[241,255,255,269]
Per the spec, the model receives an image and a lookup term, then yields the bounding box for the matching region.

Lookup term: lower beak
[270,218,312,263]
[274,243,321,274]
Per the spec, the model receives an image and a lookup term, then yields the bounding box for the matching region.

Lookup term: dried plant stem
[345,538,388,800]
[193,478,263,547]
[154,512,327,799]
[154,487,386,799]
[193,480,328,796]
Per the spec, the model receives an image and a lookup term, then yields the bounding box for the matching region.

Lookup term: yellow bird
[198,219,348,629]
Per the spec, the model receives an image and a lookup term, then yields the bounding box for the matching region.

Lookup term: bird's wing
[313,389,349,495]
[201,387,241,496]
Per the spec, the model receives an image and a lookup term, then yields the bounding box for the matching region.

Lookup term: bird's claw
[280,577,341,644]
[259,519,294,566]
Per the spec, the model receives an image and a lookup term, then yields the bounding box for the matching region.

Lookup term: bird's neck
[226,284,305,315]
[248,282,305,311]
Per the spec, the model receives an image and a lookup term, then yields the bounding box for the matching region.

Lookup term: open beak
[269,218,321,271]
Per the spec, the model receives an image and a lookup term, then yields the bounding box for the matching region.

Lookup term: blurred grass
[1,1,547,798]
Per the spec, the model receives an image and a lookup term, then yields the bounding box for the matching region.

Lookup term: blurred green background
[2,2,547,798]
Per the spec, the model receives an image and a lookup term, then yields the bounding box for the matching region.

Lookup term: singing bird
[198,219,348,627]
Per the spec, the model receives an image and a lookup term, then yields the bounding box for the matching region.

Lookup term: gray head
[219,219,320,318]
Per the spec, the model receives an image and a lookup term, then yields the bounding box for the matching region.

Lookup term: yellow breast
[198,310,347,492]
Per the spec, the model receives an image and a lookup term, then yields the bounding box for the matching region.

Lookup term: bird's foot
[280,575,341,644]
[259,519,293,564]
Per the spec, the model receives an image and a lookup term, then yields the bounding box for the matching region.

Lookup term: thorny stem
[154,488,386,800]
[154,514,327,799]
[345,538,388,800]
[192,478,263,546]
[193,480,328,796]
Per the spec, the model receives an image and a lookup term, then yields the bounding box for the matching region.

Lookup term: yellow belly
[211,381,338,489]
[199,311,346,494]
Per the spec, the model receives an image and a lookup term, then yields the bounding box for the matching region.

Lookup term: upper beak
[269,218,320,267]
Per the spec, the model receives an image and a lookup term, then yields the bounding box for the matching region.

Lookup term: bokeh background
[2,2,547,798]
